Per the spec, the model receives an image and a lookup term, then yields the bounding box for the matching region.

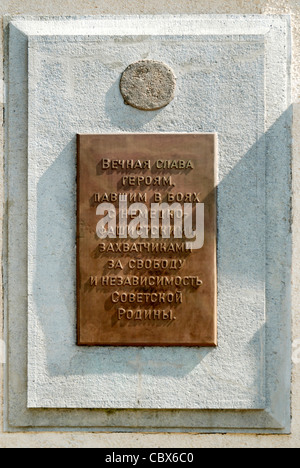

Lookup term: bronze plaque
[77,134,217,346]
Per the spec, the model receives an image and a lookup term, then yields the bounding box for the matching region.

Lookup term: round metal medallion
[120,60,176,111]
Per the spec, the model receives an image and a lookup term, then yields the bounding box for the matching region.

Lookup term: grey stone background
[0,1,300,449]
[27,28,266,411]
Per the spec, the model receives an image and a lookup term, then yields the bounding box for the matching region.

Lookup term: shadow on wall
[105,77,166,130]
[32,103,292,387]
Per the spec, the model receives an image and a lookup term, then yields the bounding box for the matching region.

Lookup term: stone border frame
[3,15,292,433]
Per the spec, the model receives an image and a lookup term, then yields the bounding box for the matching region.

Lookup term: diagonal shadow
[32,106,291,402]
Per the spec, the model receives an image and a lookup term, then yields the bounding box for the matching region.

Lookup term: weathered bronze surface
[77,134,217,346]
[120,60,176,111]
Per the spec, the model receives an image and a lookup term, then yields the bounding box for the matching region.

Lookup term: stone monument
[5,15,292,433]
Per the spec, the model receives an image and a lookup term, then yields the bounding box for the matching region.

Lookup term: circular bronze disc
[120,60,176,111]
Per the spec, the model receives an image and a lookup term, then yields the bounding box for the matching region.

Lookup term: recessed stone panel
[6,15,292,432]
[26,27,266,410]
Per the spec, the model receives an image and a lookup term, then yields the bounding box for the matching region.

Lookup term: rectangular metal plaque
[77,134,217,346]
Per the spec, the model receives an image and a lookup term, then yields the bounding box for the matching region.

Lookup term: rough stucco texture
[26,22,268,412]
[0,0,300,448]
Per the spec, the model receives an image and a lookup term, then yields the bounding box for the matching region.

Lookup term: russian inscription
[77,134,217,346]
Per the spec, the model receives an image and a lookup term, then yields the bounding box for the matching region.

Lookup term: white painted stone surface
[5,15,292,432]
[28,28,266,410]
[0,339,5,364]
